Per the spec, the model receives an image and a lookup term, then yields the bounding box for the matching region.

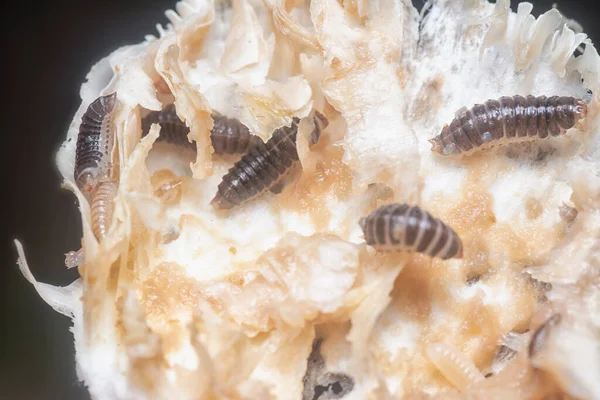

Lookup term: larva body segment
[74,93,118,195]
[91,180,118,241]
[211,112,264,154]
[141,104,263,154]
[359,204,463,259]
[426,343,485,391]
[211,112,329,210]
[141,103,195,151]
[430,95,587,156]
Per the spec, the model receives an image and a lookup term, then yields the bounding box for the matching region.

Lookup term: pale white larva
[426,343,485,391]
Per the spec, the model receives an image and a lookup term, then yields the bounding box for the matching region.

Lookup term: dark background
[1,0,598,399]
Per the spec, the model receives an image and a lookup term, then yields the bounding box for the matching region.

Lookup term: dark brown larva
[74,93,118,195]
[90,180,118,241]
[211,112,264,154]
[211,111,329,210]
[359,204,463,259]
[141,104,262,154]
[529,313,562,359]
[142,103,195,151]
[430,95,587,156]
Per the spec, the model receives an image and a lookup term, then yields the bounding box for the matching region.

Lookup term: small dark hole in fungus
[303,338,355,400]
[313,385,327,400]
[331,382,343,394]
[466,273,480,285]
[573,43,586,57]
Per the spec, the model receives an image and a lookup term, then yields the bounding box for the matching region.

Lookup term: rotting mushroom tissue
[14,0,600,399]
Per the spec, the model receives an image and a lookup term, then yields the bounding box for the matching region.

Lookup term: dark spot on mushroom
[303,338,355,400]
[466,272,481,285]
[529,314,562,359]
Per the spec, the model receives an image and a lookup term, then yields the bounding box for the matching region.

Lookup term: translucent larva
[359,204,463,259]
[141,104,262,154]
[74,93,118,195]
[426,342,485,391]
[64,248,84,269]
[211,111,329,210]
[90,180,118,241]
[150,169,183,205]
[429,95,587,156]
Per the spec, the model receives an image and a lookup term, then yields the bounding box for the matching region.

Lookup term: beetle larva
[150,169,183,205]
[74,93,118,195]
[211,112,265,154]
[90,180,118,241]
[142,103,195,151]
[429,95,588,156]
[529,313,562,359]
[211,111,329,210]
[141,104,263,154]
[426,343,484,391]
[64,248,84,269]
[359,204,463,259]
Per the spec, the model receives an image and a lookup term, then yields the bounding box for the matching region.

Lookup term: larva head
[359,217,367,233]
[455,236,464,259]
[429,137,460,156]
[76,170,99,199]
[574,99,588,121]
[210,194,235,210]
[429,137,446,155]
[99,92,118,113]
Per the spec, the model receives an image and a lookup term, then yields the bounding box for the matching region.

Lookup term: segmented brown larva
[359,204,463,259]
[141,104,263,154]
[529,313,562,359]
[211,111,329,210]
[430,95,587,156]
[91,180,118,241]
[142,103,195,151]
[74,93,118,195]
[211,112,264,154]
